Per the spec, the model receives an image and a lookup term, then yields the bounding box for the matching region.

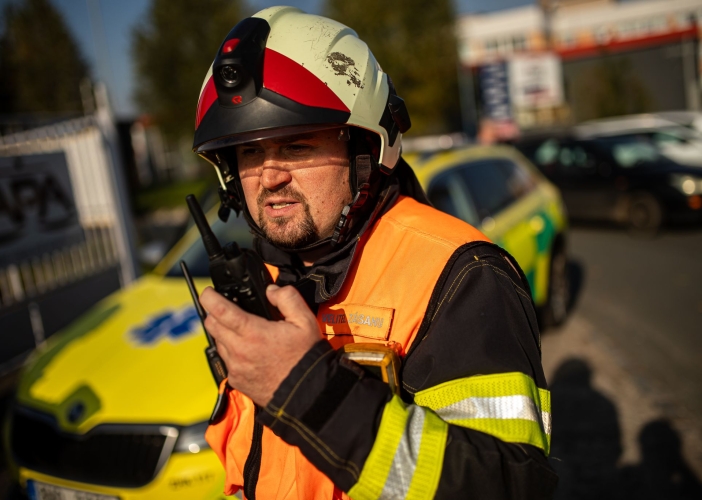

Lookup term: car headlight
[671,174,702,195]
[174,421,211,454]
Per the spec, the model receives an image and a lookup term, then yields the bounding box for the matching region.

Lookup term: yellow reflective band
[406,409,447,500]
[539,388,551,435]
[414,372,551,454]
[349,396,409,500]
[380,405,425,498]
[349,396,448,500]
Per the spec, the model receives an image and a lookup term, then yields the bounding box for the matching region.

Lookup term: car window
[652,131,688,145]
[427,169,480,226]
[460,159,523,218]
[428,158,524,223]
[498,159,537,199]
[534,139,560,166]
[166,216,254,277]
[464,161,506,218]
[612,142,659,167]
[558,144,590,168]
[592,135,663,168]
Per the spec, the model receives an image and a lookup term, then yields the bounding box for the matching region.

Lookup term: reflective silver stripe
[541,410,552,436]
[434,395,551,434]
[379,405,425,499]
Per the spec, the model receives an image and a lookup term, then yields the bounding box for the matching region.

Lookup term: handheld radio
[185,194,282,321]
[180,260,228,386]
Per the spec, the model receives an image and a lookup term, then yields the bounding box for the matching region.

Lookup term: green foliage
[0,0,89,114]
[325,0,460,135]
[591,58,653,119]
[132,0,244,143]
[570,56,654,122]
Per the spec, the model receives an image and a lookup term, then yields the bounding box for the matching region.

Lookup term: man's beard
[256,186,321,250]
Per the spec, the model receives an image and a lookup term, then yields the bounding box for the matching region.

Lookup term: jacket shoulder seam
[381,213,471,251]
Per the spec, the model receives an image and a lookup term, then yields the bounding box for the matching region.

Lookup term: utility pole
[538,0,557,51]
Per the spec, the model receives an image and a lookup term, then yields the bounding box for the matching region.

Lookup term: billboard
[509,53,564,110]
[480,62,513,121]
[0,153,84,268]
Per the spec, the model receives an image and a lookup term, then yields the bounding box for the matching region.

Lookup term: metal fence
[0,99,138,373]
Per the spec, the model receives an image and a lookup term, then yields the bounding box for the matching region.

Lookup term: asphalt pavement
[543,225,702,499]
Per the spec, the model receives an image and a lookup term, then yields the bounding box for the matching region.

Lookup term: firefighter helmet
[193,6,411,244]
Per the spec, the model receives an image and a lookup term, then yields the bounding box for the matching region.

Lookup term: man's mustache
[257,185,306,209]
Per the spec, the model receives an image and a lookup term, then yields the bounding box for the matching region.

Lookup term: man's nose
[260,158,293,191]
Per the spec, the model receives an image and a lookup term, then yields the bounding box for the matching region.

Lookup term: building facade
[457,0,702,133]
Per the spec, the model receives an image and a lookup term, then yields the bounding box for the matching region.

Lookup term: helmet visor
[195,124,346,153]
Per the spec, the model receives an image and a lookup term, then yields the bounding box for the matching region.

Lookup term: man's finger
[201,287,251,335]
[266,285,318,330]
[204,314,227,342]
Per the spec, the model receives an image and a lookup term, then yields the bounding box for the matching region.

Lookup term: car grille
[10,406,179,488]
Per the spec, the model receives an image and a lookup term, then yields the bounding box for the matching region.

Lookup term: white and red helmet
[193,6,410,171]
[193,7,412,245]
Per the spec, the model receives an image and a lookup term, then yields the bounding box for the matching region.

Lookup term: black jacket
[252,163,558,499]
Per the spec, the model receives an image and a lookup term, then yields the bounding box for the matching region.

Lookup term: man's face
[235,129,352,249]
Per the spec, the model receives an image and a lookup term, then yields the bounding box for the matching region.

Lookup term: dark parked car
[515,134,702,230]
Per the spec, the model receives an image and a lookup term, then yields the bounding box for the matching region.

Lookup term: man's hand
[200,285,323,407]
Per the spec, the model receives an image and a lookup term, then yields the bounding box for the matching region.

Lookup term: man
[195,6,557,499]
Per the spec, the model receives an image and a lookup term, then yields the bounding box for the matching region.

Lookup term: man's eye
[241,147,263,156]
[285,144,312,154]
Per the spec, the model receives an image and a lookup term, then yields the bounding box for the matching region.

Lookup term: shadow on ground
[549,358,702,499]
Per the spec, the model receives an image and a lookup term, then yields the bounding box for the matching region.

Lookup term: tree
[569,55,654,122]
[0,0,89,115]
[591,57,653,119]
[132,0,244,143]
[325,0,461,135]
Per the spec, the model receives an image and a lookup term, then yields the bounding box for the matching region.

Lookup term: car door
[553,140,619,221]
[426,157,542,290]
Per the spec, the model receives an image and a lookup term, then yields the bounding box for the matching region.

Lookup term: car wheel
[628,192,663,233]
[541,243,569,329]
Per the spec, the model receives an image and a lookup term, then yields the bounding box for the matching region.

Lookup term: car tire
[628,192,663,233]
[540,241,569,329]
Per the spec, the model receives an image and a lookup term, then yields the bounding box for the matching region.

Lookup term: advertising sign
[509,53,564,110]
[480,62,512,121]
[0,153,84,267]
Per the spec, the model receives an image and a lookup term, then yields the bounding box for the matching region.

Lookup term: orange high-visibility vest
[205,196,488,499]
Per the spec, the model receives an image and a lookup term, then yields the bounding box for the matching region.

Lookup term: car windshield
[427,157,534,225]
[592,135,663,168]
[165,215,255,277]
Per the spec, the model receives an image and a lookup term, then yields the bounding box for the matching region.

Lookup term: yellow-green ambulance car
[4,144,567,500]
[4,215,253,500]
[408,144,569,326]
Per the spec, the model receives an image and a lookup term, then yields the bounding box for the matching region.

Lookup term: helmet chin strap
[331,154,374,245]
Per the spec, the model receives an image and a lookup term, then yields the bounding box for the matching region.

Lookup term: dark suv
[515,134,702,230]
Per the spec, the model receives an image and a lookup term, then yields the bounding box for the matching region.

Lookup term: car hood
[16,274,218,434]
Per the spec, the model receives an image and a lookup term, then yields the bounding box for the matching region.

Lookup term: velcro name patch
[317,303,394,340]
